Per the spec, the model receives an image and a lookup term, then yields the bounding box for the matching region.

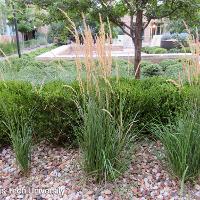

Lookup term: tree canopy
[4,0,45,34]
[32,0,200,36]
[32,0,200,78]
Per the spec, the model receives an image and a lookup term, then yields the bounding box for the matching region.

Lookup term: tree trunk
[134,10,143,79]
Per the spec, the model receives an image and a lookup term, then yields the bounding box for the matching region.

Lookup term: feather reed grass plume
[64,12,113,95]
[178,25,200,86]
[63,13,136,182]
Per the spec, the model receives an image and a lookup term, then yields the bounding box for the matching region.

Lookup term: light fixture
[152,22,156,29]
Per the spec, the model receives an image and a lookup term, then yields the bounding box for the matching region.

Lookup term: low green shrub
[0,42,16,56]
[168,47,191,54]
[140,60,152,67]
[153,48,168,54]
[23,45,55,58]
[112,59,132,77]
[142,63,163,77]
[164,63,183,79]
[180,47,191,53]
[0,78,185,147]
[168,48,181,53]
[141,46,150,53]
[0,40,50,57]
[159,59,180,71]
[142,46,167,54]
[0,80,79,146]
[112,77,183,132]
[141,46,152,54]
[36,81,79,145]
[1,46,183,84]
[0,58,47,84]
[0,56,78,84]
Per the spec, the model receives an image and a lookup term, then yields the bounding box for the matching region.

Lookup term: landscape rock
[0,141,199,199]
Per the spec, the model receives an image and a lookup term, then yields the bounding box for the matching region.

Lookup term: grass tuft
[65,15,137,182]
[2,104,33,175]
[152,102,200,181]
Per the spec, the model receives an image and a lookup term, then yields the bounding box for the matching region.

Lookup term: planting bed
[0,140,199,200]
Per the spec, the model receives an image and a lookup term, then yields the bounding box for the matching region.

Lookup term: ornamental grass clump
[65,14,136,181]
[152,98,200,182]
[2,105,33,175]
[76,90,136,181]
[177,27,200,86]
[153,27,200,183]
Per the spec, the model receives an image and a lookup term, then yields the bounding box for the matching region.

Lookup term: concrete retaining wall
[36,45,192,63]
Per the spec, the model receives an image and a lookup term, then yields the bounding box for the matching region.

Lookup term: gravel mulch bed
[0,140,199,200]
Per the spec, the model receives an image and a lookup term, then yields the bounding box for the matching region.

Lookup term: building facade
[118,16,168,47]
[0,1,16,43]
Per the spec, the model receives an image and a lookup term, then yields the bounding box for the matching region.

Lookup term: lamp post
[12,3,21,58]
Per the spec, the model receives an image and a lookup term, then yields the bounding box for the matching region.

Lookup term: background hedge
[0,77,187,147]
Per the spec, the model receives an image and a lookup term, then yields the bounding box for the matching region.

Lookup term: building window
[150,22,164,38]
[156,23,164,35]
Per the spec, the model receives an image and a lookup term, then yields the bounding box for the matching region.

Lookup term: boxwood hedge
[0,77,187,147]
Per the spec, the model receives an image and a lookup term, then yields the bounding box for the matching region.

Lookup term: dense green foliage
[164,63,183,79]
[167,19,200,34]
[0,80,78,147]
[0,77,185,147]
[5,1,45,34]
[142,47,168,54]
[141,59,182,78]
[0,55,135,84]
[152,87,200,181]
[0,41,51,57]
[159,59,181,71]
[168,47,191,54]
[47,22,69,44]
[32,0,200,42]
[142,59,183,80]
[0,58,78,84]
[142,46,191,54]
[0,42,17,56]
[113,78,184,131]
[0,50,183,84]
[142,64,163,77]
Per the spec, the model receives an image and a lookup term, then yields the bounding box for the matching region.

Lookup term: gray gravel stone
[0,141,199,200]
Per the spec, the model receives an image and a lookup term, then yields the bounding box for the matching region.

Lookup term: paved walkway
[0,44,53,61]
